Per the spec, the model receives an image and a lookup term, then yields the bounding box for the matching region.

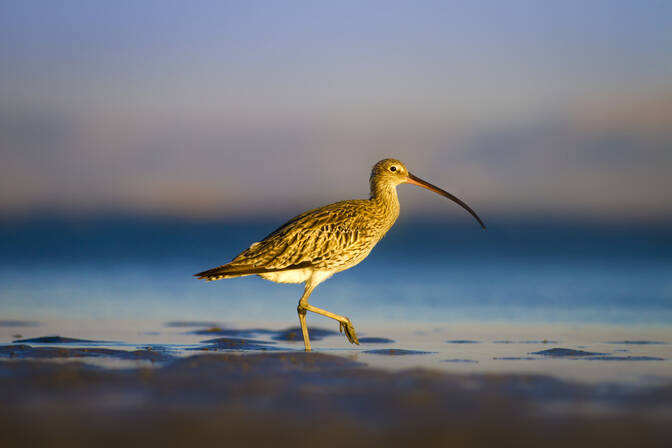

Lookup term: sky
[1,0,671,221]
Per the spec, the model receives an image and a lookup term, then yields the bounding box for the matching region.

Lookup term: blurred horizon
[2,1,672,222]
[2,214,671,327]
[4,207,672,226]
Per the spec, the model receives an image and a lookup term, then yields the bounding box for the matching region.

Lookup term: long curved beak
[405,173,486,229]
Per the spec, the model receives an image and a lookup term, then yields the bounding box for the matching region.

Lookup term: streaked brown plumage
[195,158,485,351]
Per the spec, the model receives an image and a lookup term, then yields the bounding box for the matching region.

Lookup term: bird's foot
[339,319,359,345]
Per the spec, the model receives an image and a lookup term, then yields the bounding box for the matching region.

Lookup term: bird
[195,158,485,351]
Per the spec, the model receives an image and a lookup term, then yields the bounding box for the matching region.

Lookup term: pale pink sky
[1,1,671,220]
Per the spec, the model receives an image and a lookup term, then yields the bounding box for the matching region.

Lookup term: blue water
[1,216,671,326]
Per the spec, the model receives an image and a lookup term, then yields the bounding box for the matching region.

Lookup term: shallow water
[1,218,671,385]
[2,318,671,385]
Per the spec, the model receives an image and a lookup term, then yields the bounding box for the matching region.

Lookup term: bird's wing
[195,200,379,279]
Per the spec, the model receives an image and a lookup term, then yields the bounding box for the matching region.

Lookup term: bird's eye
[390,166,397,172]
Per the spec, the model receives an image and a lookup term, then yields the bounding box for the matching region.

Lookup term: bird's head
[370,158,410,186]
[370,158,486,229]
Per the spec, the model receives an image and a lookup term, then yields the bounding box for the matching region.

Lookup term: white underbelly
[259,268,313,284]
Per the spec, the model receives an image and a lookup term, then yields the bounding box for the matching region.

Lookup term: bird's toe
[339,319,359,345]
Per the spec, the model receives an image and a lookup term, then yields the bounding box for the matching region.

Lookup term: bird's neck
[369,181,400,223]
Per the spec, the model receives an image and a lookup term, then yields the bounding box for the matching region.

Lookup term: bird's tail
[194,263,305,281]
[195,259,315,281]
[194,264,255,281]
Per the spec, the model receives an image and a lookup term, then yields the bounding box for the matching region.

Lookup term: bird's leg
[297,284,315,352]
[297,308,310,351]
[302,304,359,345]
[297,279,359,347]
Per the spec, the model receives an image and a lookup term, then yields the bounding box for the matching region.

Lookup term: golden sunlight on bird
[195,158,485,351]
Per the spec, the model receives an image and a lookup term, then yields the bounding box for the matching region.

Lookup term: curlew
[195,158,485,351]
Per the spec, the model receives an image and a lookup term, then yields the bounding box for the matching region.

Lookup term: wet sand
[2,325,672,447]
[1,350,672,447]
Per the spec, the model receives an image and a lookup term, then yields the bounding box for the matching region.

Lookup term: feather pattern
[195,159,403,282]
